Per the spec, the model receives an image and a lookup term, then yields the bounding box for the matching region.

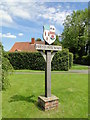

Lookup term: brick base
[38,95,59,111]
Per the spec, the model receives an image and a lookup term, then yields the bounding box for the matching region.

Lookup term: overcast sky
[0,0,88,51]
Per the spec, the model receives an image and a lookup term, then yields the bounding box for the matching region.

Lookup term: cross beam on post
[35,44,62,98]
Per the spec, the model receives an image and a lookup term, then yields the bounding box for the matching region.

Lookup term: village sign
[35,25,62,111]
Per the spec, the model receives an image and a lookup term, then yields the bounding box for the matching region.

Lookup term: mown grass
[14,69,44,72]
[2,72,88,118]
[14,64,88,73]
[71,64,88,70]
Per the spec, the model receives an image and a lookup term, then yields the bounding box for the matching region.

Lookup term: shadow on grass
[9,94,43,111]
[9,94,36,103]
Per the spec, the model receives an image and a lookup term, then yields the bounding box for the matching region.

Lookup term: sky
[0,0,88,51]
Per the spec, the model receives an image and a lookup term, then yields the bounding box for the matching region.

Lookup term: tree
[62,9,88,59]
[0,43,13,90]
[53,35,61,46]
[36,38,42,41]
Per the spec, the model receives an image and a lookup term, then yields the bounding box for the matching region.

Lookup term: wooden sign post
[36,25,62,111]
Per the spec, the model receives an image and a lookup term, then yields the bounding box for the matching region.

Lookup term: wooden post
[45,50,51,97]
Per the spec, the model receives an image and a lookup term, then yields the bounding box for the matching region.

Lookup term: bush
[69,52,73,69]
[74,54,90,65]
[52,49,69,71]
[0,45,1,91]
[2,55,13,90]
[81,55,90,65]
[7,50,73,71]
[1,43,13,90]
[2,57,13,72]
[8,52,45,70]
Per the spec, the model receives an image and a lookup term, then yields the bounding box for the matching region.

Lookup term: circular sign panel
[43,25,56,45]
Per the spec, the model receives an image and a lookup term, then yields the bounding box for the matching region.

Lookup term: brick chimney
[31,38,35,44]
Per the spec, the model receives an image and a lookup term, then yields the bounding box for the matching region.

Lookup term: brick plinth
[38,95,59,111]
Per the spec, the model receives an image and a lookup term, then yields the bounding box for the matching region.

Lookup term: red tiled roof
[9,41,45,52]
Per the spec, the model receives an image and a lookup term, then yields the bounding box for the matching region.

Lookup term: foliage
[74,55,90,65]
[53,35,61,45]
[62,8,88,63]
[1,43,13,90]
[81,55,90,65]
[7,50,73,71]
[0,43,2,90]
[52,49,69,71]
[36,38,42,41]
[69,52,73,69]
[7,52,45,70]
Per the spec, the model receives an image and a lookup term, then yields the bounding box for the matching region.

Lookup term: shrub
[81,55,90,65]
[7,49,73,71]
[0,45,1,91]
[1,43,13,90]
[69,52,73,69]
[2,55,13,90]
[8,52,45,70]
[52,49,69,71]
[74,54,90,65]
[74,54,79,63]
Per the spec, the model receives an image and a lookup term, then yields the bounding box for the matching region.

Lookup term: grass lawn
[14,69,44,72]
[71,64,88,70]
[2,72,88,118]
[14,64,88,73]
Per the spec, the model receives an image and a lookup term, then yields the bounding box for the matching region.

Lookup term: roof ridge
[15,42,30,43]
[9,41,45,52]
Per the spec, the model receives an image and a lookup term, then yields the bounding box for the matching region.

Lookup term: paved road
[13,70,88,74]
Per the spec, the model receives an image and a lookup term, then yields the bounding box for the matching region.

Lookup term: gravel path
[69,70,88,74]
[13,70,88,74]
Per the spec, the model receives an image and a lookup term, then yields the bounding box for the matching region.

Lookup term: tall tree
[53,35,61,46]
[62,8,88,59]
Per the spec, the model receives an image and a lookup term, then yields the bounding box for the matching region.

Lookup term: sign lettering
[35,44,62,51]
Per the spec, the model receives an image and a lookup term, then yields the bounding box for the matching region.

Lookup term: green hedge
[52,50,69,71]
[69,52,73,69]
[8,52,45,70]
[74,54,90,65]
[7,50,73,71]
[1,45,13,90]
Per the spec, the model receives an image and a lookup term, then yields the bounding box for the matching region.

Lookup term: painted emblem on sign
[43,25,56,45]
